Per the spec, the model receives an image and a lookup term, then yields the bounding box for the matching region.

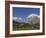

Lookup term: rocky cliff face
[27,13,40,24]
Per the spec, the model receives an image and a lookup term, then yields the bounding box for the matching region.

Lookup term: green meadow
[13,21,40,31]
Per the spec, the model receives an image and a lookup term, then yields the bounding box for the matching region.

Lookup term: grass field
[13,21,40,31]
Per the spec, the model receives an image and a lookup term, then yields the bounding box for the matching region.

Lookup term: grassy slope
[13,21,40,31]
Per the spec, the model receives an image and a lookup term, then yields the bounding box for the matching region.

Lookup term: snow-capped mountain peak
[27,13,40,18]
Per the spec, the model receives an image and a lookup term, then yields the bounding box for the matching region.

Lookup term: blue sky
[13,7,40,22]
[13,7,40,18]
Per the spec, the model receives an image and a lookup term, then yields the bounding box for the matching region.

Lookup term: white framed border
[10,4,43,34]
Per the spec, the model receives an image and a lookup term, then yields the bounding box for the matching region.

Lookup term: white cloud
[13,17,22,21]
[19,18,22,20]
[13,17,18,20]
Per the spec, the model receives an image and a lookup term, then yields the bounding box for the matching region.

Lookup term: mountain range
[13,13,40,24]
